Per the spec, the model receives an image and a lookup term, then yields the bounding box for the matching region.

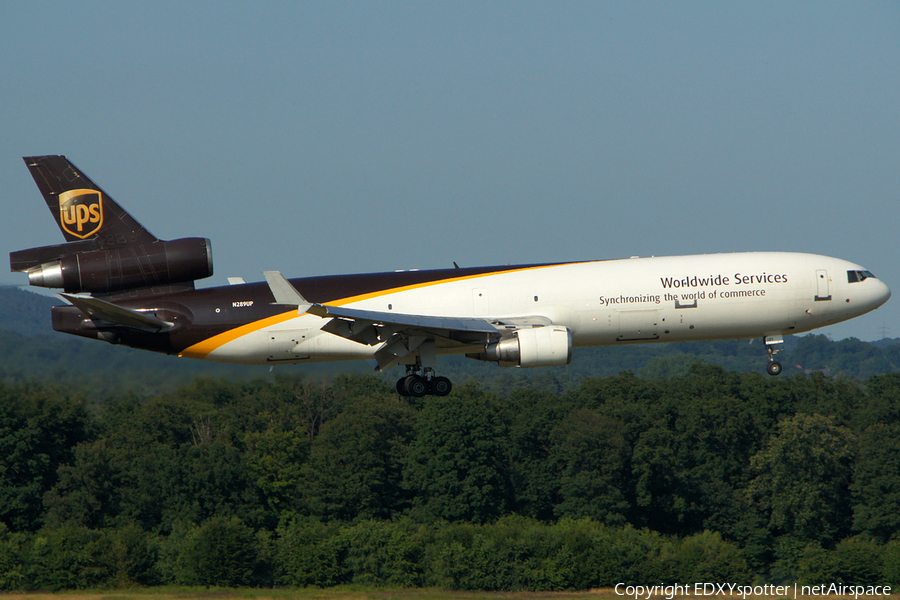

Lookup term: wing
[263,271,550,370]
[313,303,505,370]
[310,304,500,334]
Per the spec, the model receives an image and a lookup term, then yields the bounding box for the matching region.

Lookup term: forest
[3,286,900,590]
[3,365,900,591]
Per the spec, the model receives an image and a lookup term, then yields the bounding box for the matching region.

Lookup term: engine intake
[16,237,213,294]
[468,326,572,368]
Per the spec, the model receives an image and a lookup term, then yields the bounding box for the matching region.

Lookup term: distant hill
[1,285,898,397]
[871,337,900,349]
[0,286,60,336]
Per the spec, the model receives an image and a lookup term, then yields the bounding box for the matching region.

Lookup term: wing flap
[310,304,500,334]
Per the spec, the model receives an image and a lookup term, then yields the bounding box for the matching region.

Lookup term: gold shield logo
[59,189,104,239]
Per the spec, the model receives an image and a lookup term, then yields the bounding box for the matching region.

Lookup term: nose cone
[875,279,892,309]
[859,277,892,314]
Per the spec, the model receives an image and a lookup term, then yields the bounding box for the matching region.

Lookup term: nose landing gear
[765,334,784,376]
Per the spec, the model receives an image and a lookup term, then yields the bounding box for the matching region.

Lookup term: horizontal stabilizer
[60,293,173,333]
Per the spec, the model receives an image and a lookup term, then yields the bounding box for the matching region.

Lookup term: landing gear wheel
[404,375,429,398]
[397,378,409,396]
[763,335,785,377]
[431,376,452,397]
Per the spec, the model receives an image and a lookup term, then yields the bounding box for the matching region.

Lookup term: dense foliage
[3,367,900,589]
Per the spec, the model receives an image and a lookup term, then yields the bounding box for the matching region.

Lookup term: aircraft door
[815,270,832,301]
[617,310,660,341]
[268,329,311,360]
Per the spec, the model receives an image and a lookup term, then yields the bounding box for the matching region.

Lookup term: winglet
[263,271,312,312]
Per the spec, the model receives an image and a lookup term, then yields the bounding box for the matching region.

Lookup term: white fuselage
[184,252,890,365]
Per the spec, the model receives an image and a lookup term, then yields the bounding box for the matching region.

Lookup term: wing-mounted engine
[10,237,213,294]
[468,325,572,367]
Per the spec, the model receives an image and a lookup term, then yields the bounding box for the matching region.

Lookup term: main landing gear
[765,334,784,376]
[396,367,452,397]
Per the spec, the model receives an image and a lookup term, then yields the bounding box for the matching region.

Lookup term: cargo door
[617,310,660,341]
[268,329,311,360]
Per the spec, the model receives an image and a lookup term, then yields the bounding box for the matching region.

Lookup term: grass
[0,589,896,600]
[0,588,612,600]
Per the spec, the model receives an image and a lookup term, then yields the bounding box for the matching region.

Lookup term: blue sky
[2,2,898,341]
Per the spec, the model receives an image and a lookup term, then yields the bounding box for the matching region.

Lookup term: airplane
[9,156,891,396]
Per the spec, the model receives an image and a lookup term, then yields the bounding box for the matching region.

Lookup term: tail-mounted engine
[10,237,213,294]
[468,325,572,367]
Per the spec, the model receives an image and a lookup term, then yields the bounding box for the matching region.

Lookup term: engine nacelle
[20,237,213,294]
[468,326,572,368]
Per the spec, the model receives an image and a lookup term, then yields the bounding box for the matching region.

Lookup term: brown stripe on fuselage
[287,262,570,304]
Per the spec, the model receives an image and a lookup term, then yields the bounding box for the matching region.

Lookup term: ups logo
[59,189,103,238]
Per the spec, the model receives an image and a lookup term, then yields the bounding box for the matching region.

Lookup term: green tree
[0,384,92,531]
[338,519,429,587]
[634,367,791,537]
[180,516,261,587]
[275,516,348,587]
[0,522,29,590]
[795,537,885,586]
[43,438,126,529]
[747,413,856,545]
[548,408,629,525]
[831,536,885,585]
[882,540,900,586]
[857,373,900,429]
[168,438,264,528]
[306,396,415,520]
[852,423,900,541]
[786,372,862,426]
[504,388,574,520]
[405,384,513,523]
[659,530,751,581]
[428,516,579,591]
[587,524,669,585]
[96,522,159,587]
[243,426,309,516]
[27,523,107,590]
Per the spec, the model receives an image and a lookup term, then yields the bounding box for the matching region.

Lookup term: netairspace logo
[614,583,893,600]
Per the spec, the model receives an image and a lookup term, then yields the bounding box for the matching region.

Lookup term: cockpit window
[847,270,877,283]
